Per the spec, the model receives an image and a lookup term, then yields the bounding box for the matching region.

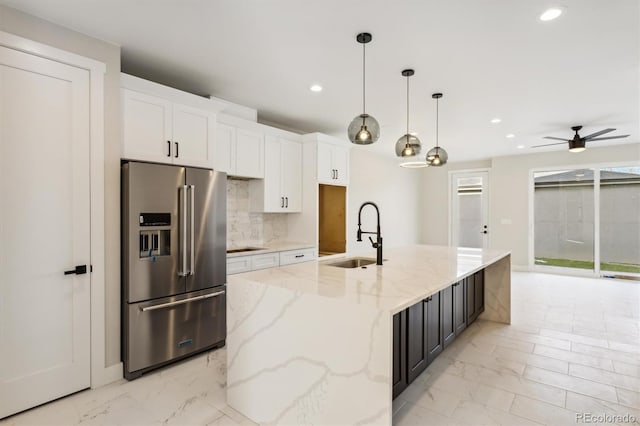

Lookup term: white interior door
[0,46,91,418]
[451,171,489,249]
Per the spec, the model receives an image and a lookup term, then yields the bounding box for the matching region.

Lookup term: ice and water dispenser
[138,213,171,258]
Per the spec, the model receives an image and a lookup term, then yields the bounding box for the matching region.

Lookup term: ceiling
[2,0,638,162]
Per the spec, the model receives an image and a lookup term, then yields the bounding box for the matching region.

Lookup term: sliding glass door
[599,167,640,274]
[532,165,640,276]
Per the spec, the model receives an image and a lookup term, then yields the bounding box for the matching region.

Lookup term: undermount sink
[226,247,266,254]
[326,257,377,268]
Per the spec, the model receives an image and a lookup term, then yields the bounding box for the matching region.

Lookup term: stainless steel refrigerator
[122,161,226,379]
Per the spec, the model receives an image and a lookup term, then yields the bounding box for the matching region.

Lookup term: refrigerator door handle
[179,185,189,277]
[189,184,195,276]
[139,290,226,312]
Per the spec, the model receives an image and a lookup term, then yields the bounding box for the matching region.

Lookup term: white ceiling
[2,0,638,162]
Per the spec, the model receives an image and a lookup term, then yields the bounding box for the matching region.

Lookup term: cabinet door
[475,270,485,316]
[441,286,456,348]
[332,145,349,185]
[172,103,214,168]
[235,128,264,178]
[426,293,443,364]
[122,89,173,163]
[453,281,467,336]
[392,311,407,399]
[263,136,283,212]
[281,139,302,212]
[407,302,428,384]
[466,274,478,325]
[317,142,333,183]
[213,123,235,174]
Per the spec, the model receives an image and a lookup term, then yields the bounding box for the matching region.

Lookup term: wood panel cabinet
[407,302,428,383]
[442,285,456,348]
[214,123,264,178]
[466,270,485,326]
[392,311,407,399]
[425,293,443,363]
[453,280,467,336]
[249,136,301,212]
[393,272,484,399]
[122,89,215,168]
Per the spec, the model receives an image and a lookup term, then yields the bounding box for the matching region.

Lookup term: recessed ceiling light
[540,7,563,21]
[309,84,323,92]
[506,133,515,139]
[517,145,525,149]
[491,118,501,124]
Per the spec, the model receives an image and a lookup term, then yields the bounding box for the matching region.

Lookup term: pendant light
[347,33,380,145]
[395,69,422,157]
[425,92,448,166]
[396,69,427,168]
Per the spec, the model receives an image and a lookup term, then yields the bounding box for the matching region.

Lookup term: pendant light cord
[435,96,439,148]
[406,75,410,135]
[362,41,366,115]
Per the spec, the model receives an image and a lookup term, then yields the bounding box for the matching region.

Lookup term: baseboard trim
[92,362,123,389]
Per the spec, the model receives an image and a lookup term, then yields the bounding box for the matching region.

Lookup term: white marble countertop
[228,244,510,314]
[226,241,315,258]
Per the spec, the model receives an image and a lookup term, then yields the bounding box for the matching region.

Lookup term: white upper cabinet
[235,128,264,178]
[122,88,215,168]
[213,123,264,178]
[317,140,349,186]
[122,90,173,163]
[249,136,302,212]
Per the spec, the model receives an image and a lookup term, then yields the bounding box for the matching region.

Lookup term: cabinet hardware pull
[295,254,305,258]
[336,169,339,180]
[285,197,288,208]
[167,140,171,157]
[175,141,179,158]
[281,197,284,208]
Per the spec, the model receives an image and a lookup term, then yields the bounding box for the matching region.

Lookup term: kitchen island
[226,245,511,425]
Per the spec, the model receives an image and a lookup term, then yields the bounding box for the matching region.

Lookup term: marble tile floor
[2,272,639,426]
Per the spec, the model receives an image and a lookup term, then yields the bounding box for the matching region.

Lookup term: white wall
[420,143,640,269]
[0,5,123,367]
[347,148,423,255]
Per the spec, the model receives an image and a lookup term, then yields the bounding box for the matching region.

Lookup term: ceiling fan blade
[543,136,571,142]
[532,141,567,148]
[582,128,615,140]
[588,135,630,141]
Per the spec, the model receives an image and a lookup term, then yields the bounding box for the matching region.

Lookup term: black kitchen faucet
[356,201,383,265]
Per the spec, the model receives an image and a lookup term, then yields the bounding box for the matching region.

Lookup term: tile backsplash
[226,178,287,248]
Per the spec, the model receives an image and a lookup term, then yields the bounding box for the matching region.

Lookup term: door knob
[64,265,87,275]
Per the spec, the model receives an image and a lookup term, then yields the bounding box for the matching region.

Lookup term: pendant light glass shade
[395,134,421,157]
[348,33,379,145]
[426,146,448,166]
[425,92,448,167]
[348,114,380,145]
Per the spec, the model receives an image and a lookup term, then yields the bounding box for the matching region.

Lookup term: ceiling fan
[533,125,630,152]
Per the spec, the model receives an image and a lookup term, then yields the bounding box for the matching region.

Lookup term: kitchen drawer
[227,256,252,275]
[279,248,316,266]
[251,252,280,270]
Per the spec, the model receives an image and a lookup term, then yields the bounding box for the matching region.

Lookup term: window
[533,165,640,275]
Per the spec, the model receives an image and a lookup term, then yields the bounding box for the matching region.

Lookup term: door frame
[528,160,640,277]
[0,31,115,387]
[448,168,491,248]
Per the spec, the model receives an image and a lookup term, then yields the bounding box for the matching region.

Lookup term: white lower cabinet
[279,248,317,266]
[227,256,252,275]
[226,247,316,275]
[251,253,279,270]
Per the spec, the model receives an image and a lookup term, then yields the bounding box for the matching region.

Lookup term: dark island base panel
[393,269,485,399]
